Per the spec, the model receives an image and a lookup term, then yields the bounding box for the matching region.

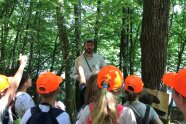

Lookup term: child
[77,65,136,124]
[14,71,35,118]
[0,54,27,124]
[20,72,71,124]
[162,68,186,124]
[124,75,162,124]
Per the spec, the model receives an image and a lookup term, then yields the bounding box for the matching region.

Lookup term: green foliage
[1,0,182,74]
[168,0,186,72]
[0,0,144,75]
[0,0,186,121]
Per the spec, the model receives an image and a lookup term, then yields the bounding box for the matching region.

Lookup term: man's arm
[78,65,86,85]
[1,54,27,108]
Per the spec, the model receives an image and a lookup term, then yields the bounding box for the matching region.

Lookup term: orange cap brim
[162,73,177,88]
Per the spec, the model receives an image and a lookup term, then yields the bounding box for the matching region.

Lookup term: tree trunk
[120,7,130,79]
[74,0,81,56]
[56,0,76,122]
[176,39,186,72]
[129,9,134,75]
[94,0,101,53]
[50,37,58,71]
[140,0,170,90]
[20,1,33,54]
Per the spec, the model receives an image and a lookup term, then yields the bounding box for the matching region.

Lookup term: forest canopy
[0,0,186,123]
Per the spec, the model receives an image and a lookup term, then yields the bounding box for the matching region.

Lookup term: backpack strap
[113,104,124,124]
[88,103,94,112]
[130,105,143,118]
[30,102,51,115]
[51,107,64,118]
[116,104,124,117]
[144,105,150,124]
[86,103,94,124]
[27,103,64,124]
[83,54,92,72]
[3,110,9,124]
[11,93,25,120]
[130,104,150,124]
[26,105,41,124]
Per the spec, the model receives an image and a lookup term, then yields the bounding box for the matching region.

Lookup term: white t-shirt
[0,98,7,124]
[20,104,71,124]
[15,92,35,118]
[71,53,106,81]
[0,99,13,124]
[76,104,136,124]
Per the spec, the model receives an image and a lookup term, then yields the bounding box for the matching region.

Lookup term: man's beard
[85,48,93,54]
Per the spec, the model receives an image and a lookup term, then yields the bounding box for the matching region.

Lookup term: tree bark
[94,0,101,52]
[56,0,76,122]
[120,7,130,79]
[129,9,134,75]
[50,36,58,71]
[140,0,170,90]
[74,0,81,56]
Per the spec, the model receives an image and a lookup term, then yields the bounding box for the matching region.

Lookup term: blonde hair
[91,88,118,124]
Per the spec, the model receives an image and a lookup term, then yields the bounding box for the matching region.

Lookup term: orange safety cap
[36,72,63,94]
[124,75,144,94]
[0,75,9,92]
[162,68,186,97]
[97,65,123,91]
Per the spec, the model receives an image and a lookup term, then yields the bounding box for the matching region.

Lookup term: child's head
[91,65,123,124]
[36,72,63,99]
[162,68,186,97]
[97,65,123,91]
[124,75,144,94]
[17,71,32,91]
[124,75,144,102]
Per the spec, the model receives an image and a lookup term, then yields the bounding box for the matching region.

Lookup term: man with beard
[71,39,106,110]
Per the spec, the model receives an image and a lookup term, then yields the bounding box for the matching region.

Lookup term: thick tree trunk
[140,0,170,90]
[56,1,76,122]
[120,7,130,79]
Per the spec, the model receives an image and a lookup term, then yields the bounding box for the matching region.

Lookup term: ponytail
[91,88,117,124]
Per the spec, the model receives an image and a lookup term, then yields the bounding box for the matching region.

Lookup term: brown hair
[85,71,99,104]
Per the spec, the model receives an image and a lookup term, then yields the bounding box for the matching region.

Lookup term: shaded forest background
[0,0,186,123]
